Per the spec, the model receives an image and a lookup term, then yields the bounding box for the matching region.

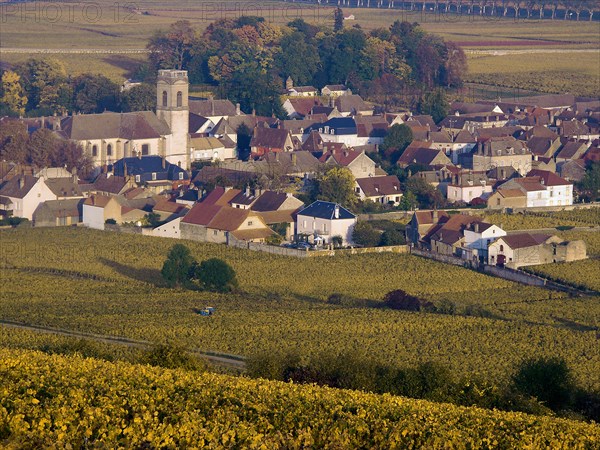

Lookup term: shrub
[194,258,238,292]
[383,289,422,311]
[379,229,405,246]
[142,343,205,371]
[436,299,456,315]
[332,235,343,248]
[105,218,117,225]
[352,221,380,247]
[512,357,575,411]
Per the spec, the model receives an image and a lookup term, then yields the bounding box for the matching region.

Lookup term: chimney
[162,156,166,169]
[123,162,128,177]
[334,204,339,219]
[474,222,479,233]
[18,177,24,190]
[292,152,297,166]
[245,185,250,197]
[477,141,483,155]
[236,103,241,116]
[432,209,438,222]
[252,108,256,117]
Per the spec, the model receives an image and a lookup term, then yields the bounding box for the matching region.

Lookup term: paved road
[0,319,246,370]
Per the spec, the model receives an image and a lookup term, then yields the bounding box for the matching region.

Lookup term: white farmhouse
[296,201,357,245]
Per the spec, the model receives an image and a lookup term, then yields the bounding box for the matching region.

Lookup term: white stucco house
[296,201,357,245]
[462,221,507,262]
[0,175,56,220]
[497,170,573,208]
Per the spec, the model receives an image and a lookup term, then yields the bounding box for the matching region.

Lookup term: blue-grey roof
[304,117,357,136]
[112,156,189,182]
[297,200,355,220]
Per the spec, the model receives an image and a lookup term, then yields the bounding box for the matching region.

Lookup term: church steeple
[156,70,189,169]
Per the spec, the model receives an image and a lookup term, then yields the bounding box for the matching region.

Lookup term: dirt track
[0,319,246,369]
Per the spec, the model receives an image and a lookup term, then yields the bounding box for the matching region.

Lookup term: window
[162,91,168,107]
[323,223,327,233]
[92,145,98,157]
[247,221,253,226]
[142,144,149,155]
[177,91,182,107]
[499,245,504,252]
[152,172,157,181]
[550,190,554,197]
[496,198,501,206]
[213,230,218,236]
[135,175,140,182]
[106,144,112,156]
[178,172,184,180]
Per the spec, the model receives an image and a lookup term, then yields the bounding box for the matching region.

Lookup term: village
[0,69,596,271]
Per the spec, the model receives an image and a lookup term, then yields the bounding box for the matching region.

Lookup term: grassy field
[1,227,600,390]
[1,2,598,96]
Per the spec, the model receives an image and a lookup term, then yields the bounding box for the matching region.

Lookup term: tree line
[0,121,91,174]
[0,59,156,118]
[147,15,466,116]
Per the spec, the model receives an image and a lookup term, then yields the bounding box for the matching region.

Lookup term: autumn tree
[148,20,198,71]
[53,140,93,175]
[0,120,29,163]
[27,128,57,168]
[0,71,28,116]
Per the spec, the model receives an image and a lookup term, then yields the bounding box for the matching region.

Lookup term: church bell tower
[156,70,189,168]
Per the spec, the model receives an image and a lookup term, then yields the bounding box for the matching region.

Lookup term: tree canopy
[161,244,197,288]
[193,258,238,292]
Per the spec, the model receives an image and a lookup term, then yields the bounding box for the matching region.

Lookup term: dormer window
[135,175,141,183]
[178,172,184,180]
[152,172,157,181]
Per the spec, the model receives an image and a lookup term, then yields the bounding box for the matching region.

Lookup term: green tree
[161,244,196,288]
[120,83,157,112]
[277,32,320,86]
[0,119,29,163]
[416,89,449,124]
[380,124,413,164]
[380,229,405,246]
[236,123,252,161]
[0,70,28,116]
[512,357,575,411]
[15,58,70,114]
[317,166,356,207]
[72,74,120,114]
[352,221,380,247]
[194,258,238,292]
[404,177,445,209]
[577,162,600,201]
[334,7,345,32]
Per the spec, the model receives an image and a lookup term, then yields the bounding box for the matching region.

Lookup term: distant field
[1,2,598,95]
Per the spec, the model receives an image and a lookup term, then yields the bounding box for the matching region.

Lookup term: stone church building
[60,70,192,169]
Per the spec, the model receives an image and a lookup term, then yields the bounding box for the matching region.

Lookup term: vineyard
[1,348,599,448]
[1,228,600,391]
[483,209,600,231]
[526,259,600,292]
